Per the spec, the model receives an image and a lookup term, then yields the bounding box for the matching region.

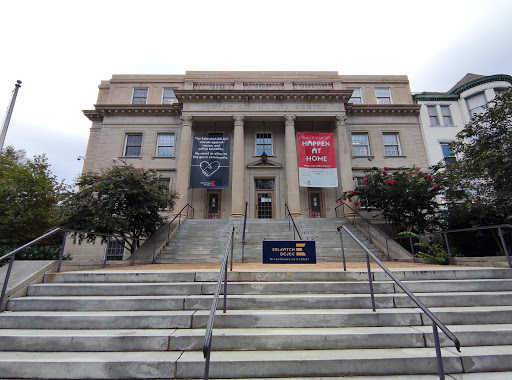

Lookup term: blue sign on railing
[263,241,316,264]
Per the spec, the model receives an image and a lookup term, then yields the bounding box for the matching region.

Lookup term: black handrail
[339,225,460,380]
[241,202,248,263]
[386,225,512,267]
[203,224,235,380]
[152,204,195,262]
[0,228,146,310]
[284,203,302,240]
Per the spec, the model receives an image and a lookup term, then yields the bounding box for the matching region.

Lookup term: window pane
[125,134,142,156]
[162,88,178,104]
[256,133,272,155]
[106,241,124,261]
[382,134,398,145]
[352,133,369,156]
[132,88,148,105]
[441,105,452,125]
[376,88,391,104]
[157,134,174,157]
[427,106,439,125]
[467,93,486,117]
[383,133,400,156]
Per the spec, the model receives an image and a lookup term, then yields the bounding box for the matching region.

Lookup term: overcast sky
[1,0,511,185]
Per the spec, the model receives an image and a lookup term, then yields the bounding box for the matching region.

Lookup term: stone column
[335,114,354,193]
[174,115,193,214]
[284,115,302,217]
[231,115,245,218]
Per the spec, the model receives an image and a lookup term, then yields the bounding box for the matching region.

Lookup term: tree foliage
[443,87,512,223]
[337,166,445,235]
[60,165,179,254]
[0,146,64,245]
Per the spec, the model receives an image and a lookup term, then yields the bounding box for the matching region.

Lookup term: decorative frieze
[194,82,235,90]
[243,82,284,90]
[293,82,332,90]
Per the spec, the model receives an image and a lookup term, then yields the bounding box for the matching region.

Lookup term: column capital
[233,115,245,126]
[180,115,193,124]
[335,114,347,126]
[284,115,296,127]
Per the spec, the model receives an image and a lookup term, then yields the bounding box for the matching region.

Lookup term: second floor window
[427,106,439,126]
[124,134,142,156]
[375,88,392,104]
[351,133,370,156]
[466,93,487,118]
[132,88,148,104]
[440,105,453,125]
[156,134,175,157]
[256,133,272,155]
[348,88,363,104]
[162,88,178,104]
[383,133,401,156]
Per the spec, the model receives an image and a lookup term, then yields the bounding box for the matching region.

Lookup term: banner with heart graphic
[190,135,231,188]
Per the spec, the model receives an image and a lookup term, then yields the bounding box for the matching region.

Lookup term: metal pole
[57,232,67,272]
[409,236,416,263]
[230,227,234,272]
[0,80,22,150]
[498,228,511,268]
[432,322,446,379]
[365,252,376,312]
[443,233,453,265]
[338,228,346,272]
[204,338,212,380]
[223,256,228,314]
[0,255,15,311]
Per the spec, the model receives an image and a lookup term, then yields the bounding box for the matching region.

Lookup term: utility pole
[0,80,22,150]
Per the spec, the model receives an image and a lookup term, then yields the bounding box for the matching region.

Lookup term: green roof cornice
[451,74,512,95]
[413,94,459,101]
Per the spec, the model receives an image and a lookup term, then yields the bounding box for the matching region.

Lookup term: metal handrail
[152,204,195,262]
[203,224,235,380]
[284,203,302,240]
[241,202,248,263]
[388,224,512,267]
[339,225,460,379]
[1,227,146,310]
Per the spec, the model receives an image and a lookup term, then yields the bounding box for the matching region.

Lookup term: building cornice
[174,90,354,103]
[83,104,182,121]
[346,104,421,115]
[451,74,512,95]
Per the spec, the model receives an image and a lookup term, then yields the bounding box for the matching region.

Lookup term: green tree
[0,146,64,245]
[444,87,512,223]
[337,166,445,235]
[61,165,179,255]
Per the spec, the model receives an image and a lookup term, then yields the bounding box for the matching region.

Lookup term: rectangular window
[375,88,392,104]
[132,88,148,104]
[348,88,363,104]
[105,240,124,261]
[440,105,453,126]
[162,88,178,104]
[351,133,370,156]
[156,134,175,157]
[466,93,487,118]
[124,134,142,156]
[427,106,439,126]
[256,133,272,155]
[441,143,456,164]
[383,133,401,156]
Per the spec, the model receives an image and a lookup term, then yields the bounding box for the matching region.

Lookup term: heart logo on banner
[200,161,221,177]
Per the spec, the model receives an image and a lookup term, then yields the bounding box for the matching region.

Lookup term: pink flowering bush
[337,166,445,235]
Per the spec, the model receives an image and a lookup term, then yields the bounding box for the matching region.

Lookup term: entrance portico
[173,88,354,219]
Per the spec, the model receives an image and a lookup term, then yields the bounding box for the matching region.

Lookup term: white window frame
[123,133,143,157]
[155,133,175,157]
[255,132,273,156]
[465,92,487,118]
[427,105,439,126]
[105,240,125,261]
[375,88,392,104]
[382,132,402,156]
[440,105,453,126]
[131,88,148,105]
[348,88,363,104]
[162,88,178,104]
[351,132,371,156]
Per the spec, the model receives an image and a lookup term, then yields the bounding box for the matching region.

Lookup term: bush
[0,245,72,266]
[398,232,449,265]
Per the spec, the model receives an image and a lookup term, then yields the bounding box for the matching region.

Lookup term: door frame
[255,189,274,219]
[307,188,324,218]
[206,190,222,219]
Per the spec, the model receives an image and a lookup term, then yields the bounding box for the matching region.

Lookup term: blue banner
[263,241,316,264]
[190,135,231,188]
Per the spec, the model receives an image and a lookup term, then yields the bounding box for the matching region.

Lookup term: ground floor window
[105,240,125,261]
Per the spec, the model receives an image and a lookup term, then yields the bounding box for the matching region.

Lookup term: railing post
[409,236,416,263]
[0,255,15,311]
[230,226,235,272]
[432,322,446,379]
[443,233,453,265]
[57,231,67,273]
[338,227,347,272]
[498,227,512,268]
[365,252,376,312]
[204,339,212,380]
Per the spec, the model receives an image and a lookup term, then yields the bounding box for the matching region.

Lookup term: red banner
[297,133,338,187]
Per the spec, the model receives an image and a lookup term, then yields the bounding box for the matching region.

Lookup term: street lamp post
[0,80,22,150]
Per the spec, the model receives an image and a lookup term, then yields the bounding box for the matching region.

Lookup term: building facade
[413,73,512,167]
[82,71,428,224]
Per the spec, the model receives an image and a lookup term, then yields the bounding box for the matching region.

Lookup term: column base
[230,214,245,219]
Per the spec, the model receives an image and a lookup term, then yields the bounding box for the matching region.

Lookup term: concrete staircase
[157,218,385,264]
[1,266,512,378]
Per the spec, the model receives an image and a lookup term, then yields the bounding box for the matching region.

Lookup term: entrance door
[308,189,323,218]
[255,179,274,219]
[206,191,221,219]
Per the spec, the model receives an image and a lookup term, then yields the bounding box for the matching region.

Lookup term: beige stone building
[82,71,427,225]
